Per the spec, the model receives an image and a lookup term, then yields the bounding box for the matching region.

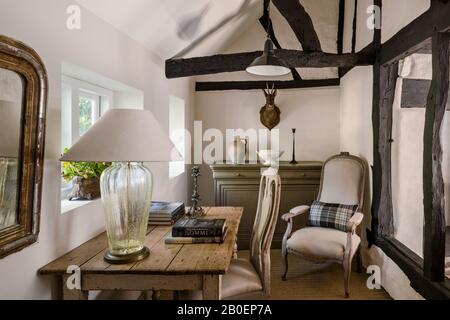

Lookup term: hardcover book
[172,218,226,237]
[165,227,228,244]
[148,201,185,225]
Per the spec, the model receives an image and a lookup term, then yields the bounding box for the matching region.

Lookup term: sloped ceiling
[76,0,340,79]
[76,0,261,60]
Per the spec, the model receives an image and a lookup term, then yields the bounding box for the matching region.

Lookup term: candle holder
[290,128,298,164]
[188,166,205,218]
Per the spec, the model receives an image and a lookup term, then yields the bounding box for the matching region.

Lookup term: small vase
[227,138,247,164]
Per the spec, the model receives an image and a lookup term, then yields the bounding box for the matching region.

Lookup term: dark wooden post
[372,61,398,237]
[423,32,449,282]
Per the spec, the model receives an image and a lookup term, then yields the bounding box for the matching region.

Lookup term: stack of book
[148,201,185,226]
[165,218,228,244]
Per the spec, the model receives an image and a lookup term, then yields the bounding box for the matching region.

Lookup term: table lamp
[60,109,179,264]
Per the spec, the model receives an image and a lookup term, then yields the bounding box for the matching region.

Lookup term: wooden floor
[155,250,391,300]
[239,250,391,300]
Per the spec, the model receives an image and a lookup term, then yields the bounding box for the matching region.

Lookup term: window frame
[60,76,113,208]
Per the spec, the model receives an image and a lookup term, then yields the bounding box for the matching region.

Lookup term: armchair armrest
[281,205,310,222]
[346,212,364,233]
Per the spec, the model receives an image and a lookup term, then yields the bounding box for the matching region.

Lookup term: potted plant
[62,148,111,201]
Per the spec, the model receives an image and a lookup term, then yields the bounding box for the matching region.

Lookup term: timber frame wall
[371,0,450,299]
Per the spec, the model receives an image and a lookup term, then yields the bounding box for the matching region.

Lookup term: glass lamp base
[104,246,150,264]
[100,162,153,264]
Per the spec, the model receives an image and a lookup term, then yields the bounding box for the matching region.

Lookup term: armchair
[281,153,366,298]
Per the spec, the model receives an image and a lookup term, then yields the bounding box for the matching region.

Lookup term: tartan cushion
[308,201,358,232]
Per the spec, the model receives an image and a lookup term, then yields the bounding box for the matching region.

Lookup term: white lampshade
[60,108,180,162]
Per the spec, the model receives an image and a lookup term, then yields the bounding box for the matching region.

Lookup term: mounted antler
[260,83,280,130]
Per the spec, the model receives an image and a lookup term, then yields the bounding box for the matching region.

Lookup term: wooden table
[38,207,243,300]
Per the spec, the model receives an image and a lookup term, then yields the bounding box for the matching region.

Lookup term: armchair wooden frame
[281,153,366,297]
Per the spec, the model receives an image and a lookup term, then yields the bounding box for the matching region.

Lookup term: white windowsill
[61,199,97,214]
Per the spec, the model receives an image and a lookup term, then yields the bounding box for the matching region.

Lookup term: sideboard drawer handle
[235,173,242,177]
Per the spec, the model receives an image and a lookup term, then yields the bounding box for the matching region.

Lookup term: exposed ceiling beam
[166,50,374,78]
[195,79,340,91]
[337,0,345,55]
[259,0,301,80]
[340,0,381,78]
[272,0,322,51]
[337,0,346,78]
[351,0,358,54]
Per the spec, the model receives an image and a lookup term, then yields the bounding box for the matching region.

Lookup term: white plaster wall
[381,0,430,44]
[195,87,341,205]
[0,0,193,299]
[355,0,374,51]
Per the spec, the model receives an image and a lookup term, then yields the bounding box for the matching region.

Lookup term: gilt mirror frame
[0,35,47,258]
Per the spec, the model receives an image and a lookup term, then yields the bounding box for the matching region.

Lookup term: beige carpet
[239,250,391,300]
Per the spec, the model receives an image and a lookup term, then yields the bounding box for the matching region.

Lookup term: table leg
[233,238,238,259]
[62,275,89,300]
[202,275,222,300]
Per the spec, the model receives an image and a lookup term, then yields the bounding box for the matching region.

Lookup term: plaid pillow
[308,201,358,232]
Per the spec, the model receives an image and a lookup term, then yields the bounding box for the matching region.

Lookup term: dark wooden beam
[374,236,450,299]
[340,42,378,78]
[380,1,450,65]
[166,51,374,78]
[351,0,358,54]
[401,79,450,109]
[371,61,398,237]
[259,0,301,80]
[337,0,346,78]
[337,0,345,55]
[272,0,321,51]
[195,79,340,91]
[423,32,449,282]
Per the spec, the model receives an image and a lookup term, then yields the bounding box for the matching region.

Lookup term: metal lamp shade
[246,38,291,76]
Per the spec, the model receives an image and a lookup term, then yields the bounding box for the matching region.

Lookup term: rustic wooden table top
[39,207,243,276]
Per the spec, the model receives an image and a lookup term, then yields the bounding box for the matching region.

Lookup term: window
[61,76,113,208]
[169,96,186,179]
[61,75,112,151]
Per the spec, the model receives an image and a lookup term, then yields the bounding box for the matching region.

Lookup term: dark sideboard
[210,161,322,249]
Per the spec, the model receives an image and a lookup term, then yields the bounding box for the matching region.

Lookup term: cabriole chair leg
[281,252,288,281]
[343,262,351,298]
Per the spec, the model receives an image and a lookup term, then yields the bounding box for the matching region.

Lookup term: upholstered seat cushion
[286,227,360,261]
[221,258,263,299]
[179,258,263,300]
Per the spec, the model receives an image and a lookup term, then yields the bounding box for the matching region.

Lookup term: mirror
[0,69,23,230]
[0,35,47,258]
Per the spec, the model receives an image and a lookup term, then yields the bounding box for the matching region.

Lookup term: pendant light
[246,0,291,76]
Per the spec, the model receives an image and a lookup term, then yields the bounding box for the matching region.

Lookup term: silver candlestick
[188,166,205,218]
